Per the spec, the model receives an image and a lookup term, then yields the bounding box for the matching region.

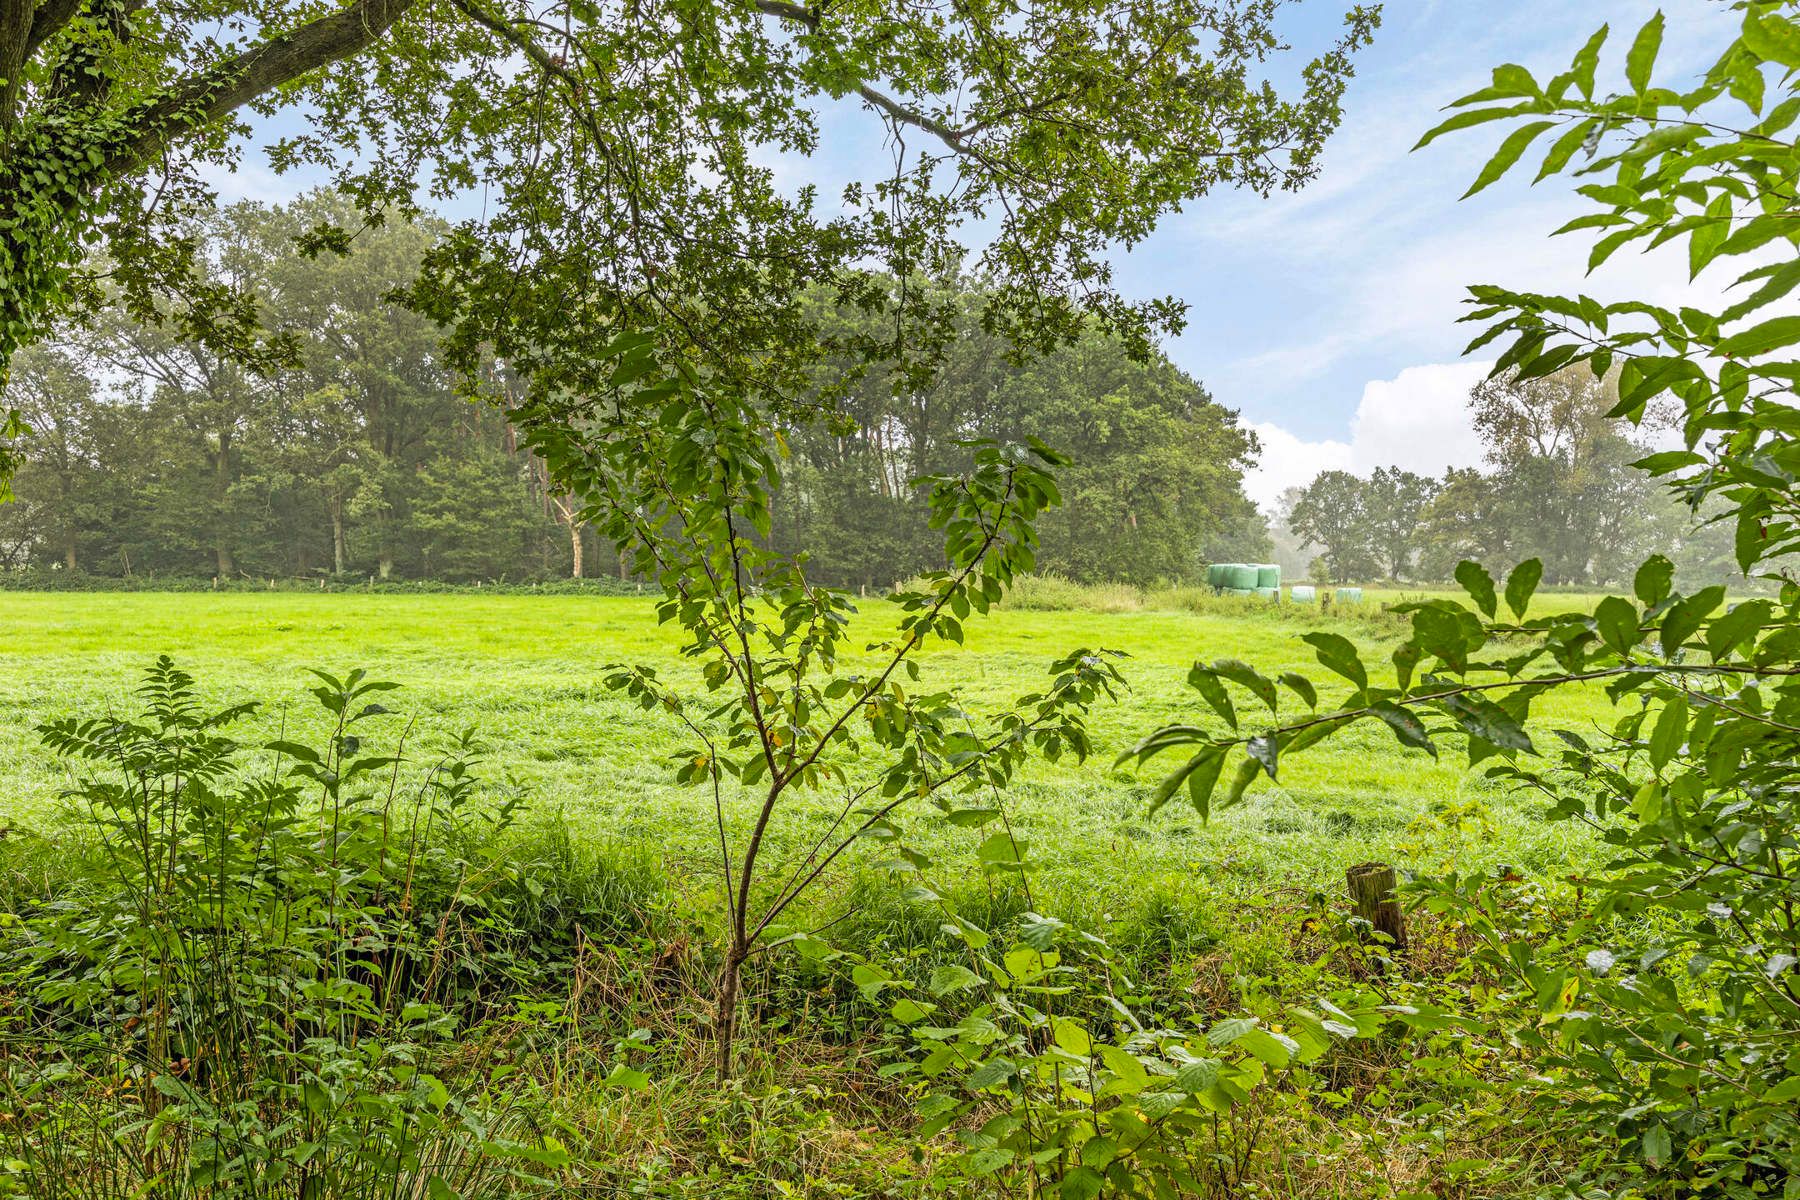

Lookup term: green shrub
[0,658,567,1198]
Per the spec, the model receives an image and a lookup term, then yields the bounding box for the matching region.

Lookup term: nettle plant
[513,333,1124,1077]
[1135,5,1800,1192]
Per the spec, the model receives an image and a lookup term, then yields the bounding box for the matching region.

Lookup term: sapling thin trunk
[509,352,1122,1082]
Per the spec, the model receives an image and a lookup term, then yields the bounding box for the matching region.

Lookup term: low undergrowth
[0,661,1628,1198]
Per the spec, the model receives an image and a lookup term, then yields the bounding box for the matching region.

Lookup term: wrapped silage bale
[1222,564,1260,590]
[1290,585,1316,603]
[1253,586,1279,600]
[1221,587,1256,597]
[1255,564,1281,588]
[1206,563,1226,590]
[1337,587,1363,604]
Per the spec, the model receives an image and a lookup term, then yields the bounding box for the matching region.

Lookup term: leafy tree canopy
[0,0,1380,495]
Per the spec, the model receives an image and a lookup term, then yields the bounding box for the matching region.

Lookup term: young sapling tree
[513,335,1124,1077]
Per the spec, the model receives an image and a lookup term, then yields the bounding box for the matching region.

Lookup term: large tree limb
[751,0,976,150]
[109,0,418,173]
[0,0,34,131]
[24,0,84,58]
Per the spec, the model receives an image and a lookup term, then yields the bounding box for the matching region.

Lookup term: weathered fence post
[1345,861,1407,953]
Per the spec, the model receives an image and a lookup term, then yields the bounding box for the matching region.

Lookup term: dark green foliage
[5,209,1266,589]
[1,198,592,582]
[772,291,1266,589]
[0,658,578,1196]
[1,0,1380,529]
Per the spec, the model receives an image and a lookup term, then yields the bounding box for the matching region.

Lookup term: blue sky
[213,0,1737,508]
[1105,0,1734,505]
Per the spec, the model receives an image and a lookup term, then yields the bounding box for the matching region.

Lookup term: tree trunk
[716,948,744,1081]
[1345,861,1407,955]
[63,539,76,572]
[570,524,583,578]
[330,504,347,575]
[214,430,235,579]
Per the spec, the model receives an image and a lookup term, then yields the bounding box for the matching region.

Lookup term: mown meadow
[0,587,1621,1198]
[0,588,1612,891]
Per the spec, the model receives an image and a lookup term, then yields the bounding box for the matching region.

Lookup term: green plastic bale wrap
[1205,563,1225,589]
[1336,587,1363,604]
[1255,564,1281,588]
[1253,586,1279,600]
[1290,585,1316,603]
[1221,587,1256,597]
[1221,563,1260,590]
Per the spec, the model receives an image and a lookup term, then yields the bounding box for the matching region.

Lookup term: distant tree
[1202,506,1275,568]
[1,345,107,570]
[1414,467,1514,583]
[1415,366,1669,585]
[774,288,1263,588]
[1288,469,1376,582]
[1361,466,1438,580]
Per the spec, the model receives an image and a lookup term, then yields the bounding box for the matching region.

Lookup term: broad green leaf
[1278,671,1318,709]
[1246,732,1278,780]
[1301,631,1368,692]
[1221,755,1261,809]
[1745,7,1800,70]
[1463,121,1557,198]
[1662,586,1726,654]
[1185,747,1229,820]
[1625,11,1664,93]
[1414,103,1538,151]
[1571,24,1608,99]
[1647,694,1687,770]
[604,1063,650,1090]
[945,806,1001,827]
[1455,560,1497,617]
[1206,1016,1258,1047]
[1633,555,1674,606]
[1442,692,1535,754]
[1504,559,1543,619]
[976,832,1027,867]
[1369,701,1436,756]
[1187,665,1237,730]
[1052,1017,1093,1056]
[1210,658,1279,713]
[1716,314,1800,357]
[1705,599,1770,659]
[1594,595,1642,655]
[1235,1027,1299,1069]
[891,997,934,1024]
[1150,747,1222,815]
[1536,117,1599,182]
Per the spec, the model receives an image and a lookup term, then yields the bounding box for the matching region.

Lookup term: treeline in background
[0,193,1269,588]
[0,193,1740,592]
[1267,367,1740,588]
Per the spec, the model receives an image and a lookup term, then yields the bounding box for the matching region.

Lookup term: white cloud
[1242,422,1351,509]
[1242,360,1491,508]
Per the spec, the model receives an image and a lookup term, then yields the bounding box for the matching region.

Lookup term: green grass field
[0,590,1612,917]
[0,588,1643,1196]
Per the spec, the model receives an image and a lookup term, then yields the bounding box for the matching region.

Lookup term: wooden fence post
[1345,861,1407,953]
